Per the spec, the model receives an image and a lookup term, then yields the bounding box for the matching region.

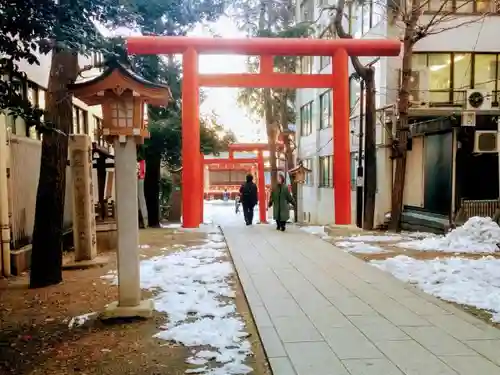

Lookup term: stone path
[222,223,500,375]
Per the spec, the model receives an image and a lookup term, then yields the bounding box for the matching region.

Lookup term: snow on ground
[101,231,253,374]
[396,217,500,253]
[335,241,391,254]
[336,234,405,242]
[371,255,500,322]
[300,225,331,239]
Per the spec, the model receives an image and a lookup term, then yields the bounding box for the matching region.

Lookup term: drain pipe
[0,113,11,277]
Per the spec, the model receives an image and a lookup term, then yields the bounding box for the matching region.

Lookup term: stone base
[100,299,154,320]
[62,255,109,270]
[11,245,32,275]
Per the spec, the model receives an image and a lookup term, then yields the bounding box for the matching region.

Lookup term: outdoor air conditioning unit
[400,69,429,108]
[461,111,476,127]
[474,130,499,153]
[466,89,492,111]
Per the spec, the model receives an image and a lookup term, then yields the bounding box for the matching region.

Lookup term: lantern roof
[69,60,172,107]
[289,163,311,175]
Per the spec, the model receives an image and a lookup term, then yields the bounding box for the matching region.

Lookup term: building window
[302,159,313,185]
[319,155,333,187]
[73,106,89,134]
[320,90,332,129]
[320,29,333,70]
[350,153,357,191]
[413,52,500,105]
[300,101,313,136]
[300,0,314,21]
[427,0,499,12]
[300,56,313,74]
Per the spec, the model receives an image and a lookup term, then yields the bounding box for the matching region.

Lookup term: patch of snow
[139,244,151,249]
[162,223,182,229]
[337,234,404,242]
[300,225,331,239]
[335,241,390,254]
[397,217,500,253]
[68,312,97,329]
[103,245,252,374]
[371,255,500,322]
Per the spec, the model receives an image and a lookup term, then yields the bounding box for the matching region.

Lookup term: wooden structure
[127,36,401,227]
[289,162,312,184]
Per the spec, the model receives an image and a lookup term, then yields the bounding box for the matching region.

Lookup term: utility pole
[356,78,364,228]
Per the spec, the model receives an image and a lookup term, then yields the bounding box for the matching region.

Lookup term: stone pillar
[102,136,153,318]
[69,135,97,262]
[137,178,148,228]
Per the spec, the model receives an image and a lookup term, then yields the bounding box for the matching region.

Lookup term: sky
[188,17,266,143]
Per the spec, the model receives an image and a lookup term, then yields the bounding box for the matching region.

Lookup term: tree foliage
[1,0,228,284]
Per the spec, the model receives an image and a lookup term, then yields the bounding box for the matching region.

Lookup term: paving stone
[269,357,297,375]
[263,297,304,318]
[425,314,499,340]
[342,358,405,375]
[397,297,452,316]
[401,326,477,356]
[375,340,457,375]
[372,303,432,326]
[464,340,500,366]
[328,296,377,316]
[258,326,286,358]
[273,315,323,343]
[349,315,410,341]
[321,326,384,360]
[306,305,354,330]
[285,341,350,375]
[250,305,273,328]
[439,355,500,375]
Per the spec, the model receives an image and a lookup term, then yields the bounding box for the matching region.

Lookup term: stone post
[69,135,97,262]
[102,136,153,318]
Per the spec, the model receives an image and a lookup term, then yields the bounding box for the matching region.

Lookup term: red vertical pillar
[332,48,352,225]
[257,151,267,223]
[181,47,200,228]
[200,153,204,224]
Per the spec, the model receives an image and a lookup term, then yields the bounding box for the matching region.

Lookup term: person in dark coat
[268,173,295,231]
[239,174,258,225]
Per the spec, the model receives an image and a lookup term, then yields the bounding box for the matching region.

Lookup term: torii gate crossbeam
[127,36,401,228]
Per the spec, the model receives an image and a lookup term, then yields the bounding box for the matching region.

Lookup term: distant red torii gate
[127,36,401,228]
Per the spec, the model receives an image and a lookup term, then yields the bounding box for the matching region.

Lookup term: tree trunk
[144,154,161,227]
[283,133,298,222]
[30,49,78,288]
[389,3,419,232]
[363,69,376,230]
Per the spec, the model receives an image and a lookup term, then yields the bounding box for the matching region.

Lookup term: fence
[8,135,73,249]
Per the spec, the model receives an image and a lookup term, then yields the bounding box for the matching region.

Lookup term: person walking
[268,173,295,231]
[239,174,258,225]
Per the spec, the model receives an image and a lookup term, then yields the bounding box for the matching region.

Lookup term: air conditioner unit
[400,69,429,108]
[461,111,476,127]
[466,89,492,110]
[474,130,498,153]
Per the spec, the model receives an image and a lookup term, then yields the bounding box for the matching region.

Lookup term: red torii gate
[127,36,401,228]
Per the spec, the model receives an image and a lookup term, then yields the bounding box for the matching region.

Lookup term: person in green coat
[268,173,295,231]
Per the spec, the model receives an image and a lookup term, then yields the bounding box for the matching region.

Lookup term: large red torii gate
[127,36,401,228]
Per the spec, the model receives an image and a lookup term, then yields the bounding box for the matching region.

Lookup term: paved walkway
[222,223,500,375]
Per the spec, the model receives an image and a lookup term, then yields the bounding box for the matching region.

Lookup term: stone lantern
[289,161,312,184]
[69,60,172,319]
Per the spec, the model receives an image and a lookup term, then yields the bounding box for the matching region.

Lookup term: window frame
[413,52,500,106]
[300,101,313,136]
[425,0,499,13]
[318,155,333,188]
[302,158,314,186]
[319,90,332,129]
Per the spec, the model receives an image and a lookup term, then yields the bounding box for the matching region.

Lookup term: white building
[295,0,500,231]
